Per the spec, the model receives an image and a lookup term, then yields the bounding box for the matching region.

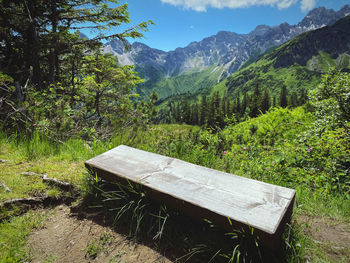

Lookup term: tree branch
[0,181,11,192]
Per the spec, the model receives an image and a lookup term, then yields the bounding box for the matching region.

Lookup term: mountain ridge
[103,5,350,99]
[224,15,350,98]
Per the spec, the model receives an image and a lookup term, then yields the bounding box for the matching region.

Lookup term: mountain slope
[103,5,350,100]
[224,15,350,98]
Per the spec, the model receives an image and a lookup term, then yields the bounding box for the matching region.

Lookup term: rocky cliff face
[102,5,350,90]
[268,15,350,69]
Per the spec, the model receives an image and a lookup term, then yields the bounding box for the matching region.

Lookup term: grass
[83,176,271,262]
[0,106,349,262]
[0,210,49,263]
[85,232,114,259]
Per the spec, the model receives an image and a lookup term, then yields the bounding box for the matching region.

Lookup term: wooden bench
[85,145,296,249]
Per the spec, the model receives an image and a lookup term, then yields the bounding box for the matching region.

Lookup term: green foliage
[85,175,272,262]
[0,1,154,140]
[226,59,320,100]
[0,0,153,89]
[142,65,222,100]
[0,52,155,140]
[1,107,349,262]
[279,86,288,108]
[308,69,350,133]
[301,69,350,194]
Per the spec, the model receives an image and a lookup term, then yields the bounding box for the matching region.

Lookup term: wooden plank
[85,145,296,248]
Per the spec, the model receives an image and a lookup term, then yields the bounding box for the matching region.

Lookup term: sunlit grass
[0,210,50,263]
[0,107,349,262]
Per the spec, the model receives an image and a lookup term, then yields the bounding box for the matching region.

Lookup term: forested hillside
[161,15,350,127]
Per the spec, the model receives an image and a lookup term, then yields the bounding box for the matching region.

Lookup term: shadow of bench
[85,145,296,250]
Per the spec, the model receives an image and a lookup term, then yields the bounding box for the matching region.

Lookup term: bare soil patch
[298,215,350,261]
[28,205,172,263]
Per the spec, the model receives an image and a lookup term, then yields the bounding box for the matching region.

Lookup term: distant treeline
[165,84,308,130]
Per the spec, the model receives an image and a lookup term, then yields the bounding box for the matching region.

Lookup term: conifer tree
[299,87,308,105]
[261,88,271,113]
[200,96,208,126]
[290,92,298,108]
[250,83,261,117]
[0,0,153,90]
[241,93,249,116]
[191,104,199,125]
[280,86,288,108]
[236,95,241,115]
[182,100,190,123]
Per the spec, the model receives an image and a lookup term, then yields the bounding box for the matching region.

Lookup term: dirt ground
[298,215,350,262]
[28,205,172,263]
[27,205,350,263]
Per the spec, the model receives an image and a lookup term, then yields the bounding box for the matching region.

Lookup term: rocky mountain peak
[298,5,350,29]
[102,5,350,99]
[250,25,271,36]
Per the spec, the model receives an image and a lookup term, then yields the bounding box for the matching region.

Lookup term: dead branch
[0,181,11,192]
[42,173,76,192]
[21,171,79,193]
[0,195,77,222]
[1,196,53,208]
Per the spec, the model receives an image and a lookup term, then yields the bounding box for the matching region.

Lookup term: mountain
[224,15,350,98]
[103,5,350,99]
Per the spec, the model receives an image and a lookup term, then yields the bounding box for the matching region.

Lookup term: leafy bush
[308,69,350,133]
[302,69,350,193]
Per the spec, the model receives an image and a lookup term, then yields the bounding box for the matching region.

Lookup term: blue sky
[86,0,350,51]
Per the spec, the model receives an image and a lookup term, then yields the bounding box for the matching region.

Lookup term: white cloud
[277,0,298,9]
[160,0,300,12]
[300,0,316,12]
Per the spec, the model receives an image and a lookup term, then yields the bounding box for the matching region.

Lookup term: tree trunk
[48,1,58,85]
[25,0,42,89]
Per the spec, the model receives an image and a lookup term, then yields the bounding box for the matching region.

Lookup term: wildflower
[243,147,247,151]
[307,147,313,153]
[223,151,227,155]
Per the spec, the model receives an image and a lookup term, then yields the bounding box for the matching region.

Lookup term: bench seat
[85,145,296,248]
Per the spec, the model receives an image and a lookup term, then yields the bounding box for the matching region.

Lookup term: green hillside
[225,56,322,98]
[141,65,223,100]
[151,16,350,124]
[224,16,350,98]
[224,51,350,99]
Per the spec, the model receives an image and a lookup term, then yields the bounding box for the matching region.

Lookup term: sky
[86,0,350,52]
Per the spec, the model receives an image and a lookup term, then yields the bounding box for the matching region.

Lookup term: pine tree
[191,104,199,125]
[273,96,277,107]
[250,83,261,117]
[241,93,249,116]
[261,88,271,113]
[280,86,288,108]
[236,95,241,115]
[299,87,308,106]
[182,100,190,124]
[200,96,208,126]
[290,92,298,108]
[0,0,153,90]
